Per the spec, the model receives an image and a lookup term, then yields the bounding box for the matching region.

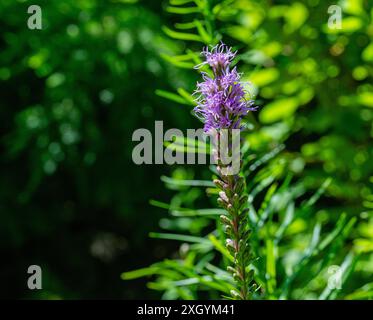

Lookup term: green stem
[214,135,254,300]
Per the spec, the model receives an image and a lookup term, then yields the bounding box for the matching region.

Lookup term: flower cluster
[194,43,255,133]
[194,43,257,299]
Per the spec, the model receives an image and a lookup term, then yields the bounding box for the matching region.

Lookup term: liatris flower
[194,43,256,300]
[194,43,256,133]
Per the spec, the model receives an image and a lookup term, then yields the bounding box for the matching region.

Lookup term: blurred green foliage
[1,0,372,299]
[0,0,195,299]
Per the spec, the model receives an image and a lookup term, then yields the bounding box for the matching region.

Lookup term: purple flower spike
[194,43,256,133]
[200,43,236,75]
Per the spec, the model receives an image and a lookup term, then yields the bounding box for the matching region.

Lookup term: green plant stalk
[214,137,255,300]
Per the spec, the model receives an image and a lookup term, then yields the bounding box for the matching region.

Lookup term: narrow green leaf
[160,53,195,69]
[208,234,234,263]
[149,232,211,244]
[246,144,285,173]
[162,26,204,42]
[166,6,200,14]
[275,202,295,242]
[177,88,196,105]
[121,266,159,280]
[175,21,197,30]
[317,214,347,251]
[194,20,211,43]
[171,208,226,217]
[149,199,173,210]
[266,239,277,295]
[155,89,190,105]
[170,0,196,5]
[304,178,332,208]
[161,175,215,187]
